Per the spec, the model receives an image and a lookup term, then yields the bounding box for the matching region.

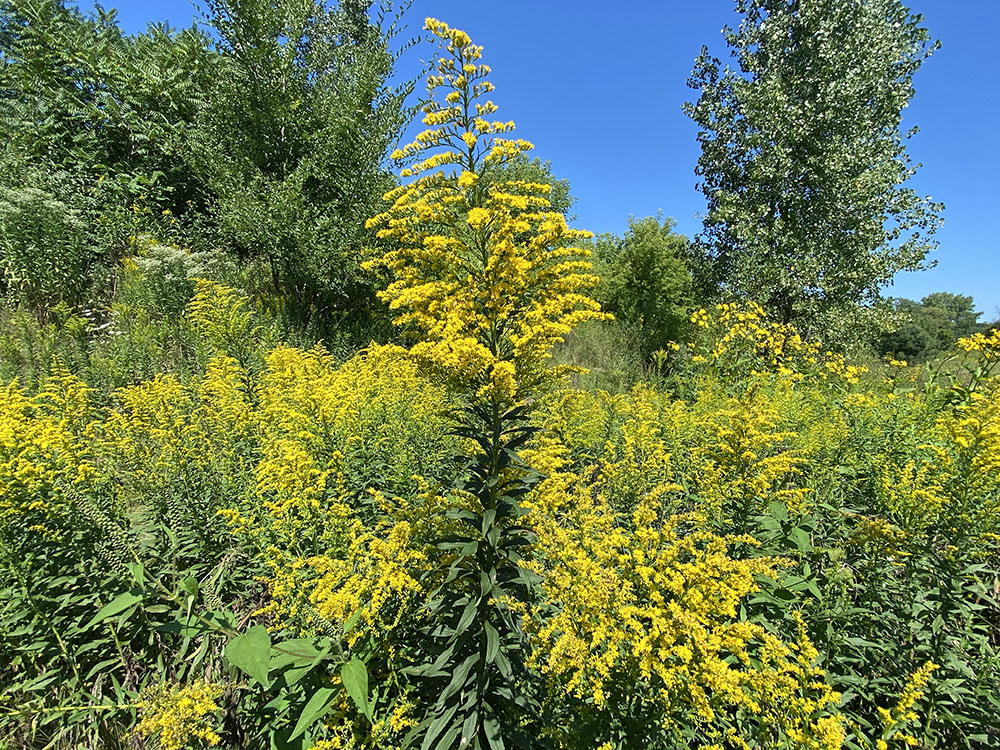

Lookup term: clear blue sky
[99,0,1000,319]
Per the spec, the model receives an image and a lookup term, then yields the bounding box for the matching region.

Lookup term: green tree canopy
[189,0,412,336]
[685,0,943,343]
[593,215,693,360]
[0,0,217,304]
[880,292,987,361]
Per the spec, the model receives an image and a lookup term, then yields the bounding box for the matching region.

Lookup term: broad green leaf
[225,624,271,686]
[271,638,331,687]
[340,658,371,721]
[789,526,812,552]
[290,686,339,740]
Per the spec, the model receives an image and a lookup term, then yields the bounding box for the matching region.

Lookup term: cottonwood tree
[684,0,943,343]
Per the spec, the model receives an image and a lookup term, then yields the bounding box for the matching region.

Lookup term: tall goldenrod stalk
[365,18,606,750]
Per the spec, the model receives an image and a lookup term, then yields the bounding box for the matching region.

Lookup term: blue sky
[100,0,1000,318]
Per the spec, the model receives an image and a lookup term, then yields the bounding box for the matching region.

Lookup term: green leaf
[341,658,372,721]
[179,576,199,597]
[125,562,146,588]
[343,609,362,634]
[271,638,331,687]
[484,621,500,663]
[421,703,460,750]
[789,526,812,552]
[86,592,142,629]
[457,599,480,632]
[270,638,323,668]
[290,686,339,740]
[483,710,504,750]
[225,624,271,686]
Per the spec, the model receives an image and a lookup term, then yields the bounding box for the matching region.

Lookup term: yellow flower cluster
[689,393,810,519]
[310,695,418,750]
[873,661,938,750]
[522,437,845,747]
[135,682,223,750]
[540,381,812,523]
[0,310,455,651]
[260,510,430,645]
[185,278,256,356]
[875,386,1000,550]
[0,367,96,540]
[956,327,1000,360]
[365,18,608,402]
[99,355,256,530]
[217,344,453,642]
[689,303,867,385]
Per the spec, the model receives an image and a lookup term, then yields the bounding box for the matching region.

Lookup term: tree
[879,292,986,360]
[684,0,943,342]
[921,292,983,340]
[189,0,412,337]
[0,0,217,304]
[593,215,693,361]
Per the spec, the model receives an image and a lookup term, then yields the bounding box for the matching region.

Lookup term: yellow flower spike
[365,19,608,404]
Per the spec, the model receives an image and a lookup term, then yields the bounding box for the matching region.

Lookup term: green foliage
[0,0,409,343]
[409,402,543,750]
[880,292,988,361]
[684,0,943,342]
[551,318,644,392]
[0,185,93,307]
[189,0,412,337]
[0,302,92,390]
[592,216,694,361]
[0,0,218,300]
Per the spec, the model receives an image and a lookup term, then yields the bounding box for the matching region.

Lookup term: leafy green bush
[592,215,694,363]
[0,186,93,308]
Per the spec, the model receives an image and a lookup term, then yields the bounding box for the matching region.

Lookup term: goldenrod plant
[2,14,999,750]
[366,18,608,749]
[3,286,995,747]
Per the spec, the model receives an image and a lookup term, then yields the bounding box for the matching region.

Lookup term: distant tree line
[880,292,994,361]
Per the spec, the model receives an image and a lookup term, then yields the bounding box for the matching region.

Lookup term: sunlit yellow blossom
[135,682,222,750]
[522,436,844,747]
[0,368,97,540]
[687,302,867,385]
[874,662,938,749]
[364,18,608,404]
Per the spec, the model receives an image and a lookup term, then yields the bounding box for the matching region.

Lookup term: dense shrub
[7,294,997,748]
